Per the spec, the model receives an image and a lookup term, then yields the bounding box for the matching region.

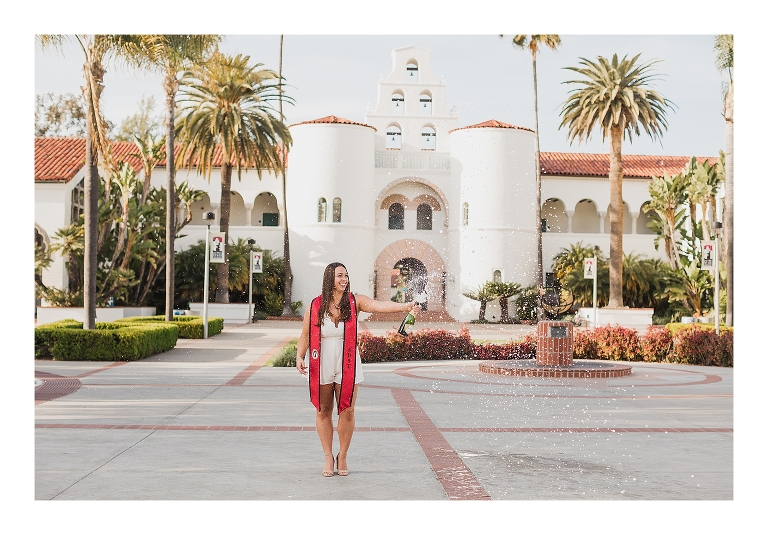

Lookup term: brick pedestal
[536,321,573,366]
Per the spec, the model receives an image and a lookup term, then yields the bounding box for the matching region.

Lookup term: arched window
[493,270,502,283]
[388,203,404,230]
[421,126,436,150]
[318,197,327,222]
[462,202,469,226]
[386,125,402,150]
[406,61,419,82]
[391,92,404,114]
[416,203,432,230]
[333,197,342,223]
[71,179,85,223]
[419,93,432,115]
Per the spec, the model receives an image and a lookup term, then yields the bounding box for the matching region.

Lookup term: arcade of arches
[541,198,657,235]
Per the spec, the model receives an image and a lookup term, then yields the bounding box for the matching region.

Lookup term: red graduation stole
[308,292,357,414]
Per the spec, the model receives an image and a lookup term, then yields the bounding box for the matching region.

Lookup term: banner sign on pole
[210,232,226,264]
[252,251,263,274]
[701,241,715,271]
[584,257,596,279]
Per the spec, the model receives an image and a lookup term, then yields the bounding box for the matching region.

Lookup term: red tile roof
[289,115,377,130]
[540,152,717,179]
[450,120,534,133]
[35,137,143,182]
[35,137,717,183]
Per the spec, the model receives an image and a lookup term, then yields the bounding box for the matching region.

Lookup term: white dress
[305,315,364,385]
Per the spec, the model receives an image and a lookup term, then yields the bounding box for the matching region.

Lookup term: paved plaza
[33,319,736,505]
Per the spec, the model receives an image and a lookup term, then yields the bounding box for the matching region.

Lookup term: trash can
[536,321,574,366]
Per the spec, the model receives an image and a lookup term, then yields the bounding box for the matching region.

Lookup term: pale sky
[35,34,728,157]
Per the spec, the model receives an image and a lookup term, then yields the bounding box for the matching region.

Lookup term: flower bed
[356,324,733,368]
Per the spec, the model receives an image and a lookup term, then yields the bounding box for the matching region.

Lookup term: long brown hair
[316,262,352,326]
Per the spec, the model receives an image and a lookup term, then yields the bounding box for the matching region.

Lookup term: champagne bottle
[398,293,426,336]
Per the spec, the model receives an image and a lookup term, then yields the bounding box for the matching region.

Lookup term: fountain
[479,281,632,378]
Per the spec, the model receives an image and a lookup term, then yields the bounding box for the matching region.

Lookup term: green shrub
[116,315,224,338]
[35,322,178,361]
[269,342,298,367]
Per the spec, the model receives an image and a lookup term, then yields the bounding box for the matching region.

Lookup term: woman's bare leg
[334,384,358,474]
[317,383,336,474]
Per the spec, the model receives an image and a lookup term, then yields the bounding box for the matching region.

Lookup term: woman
[296,262,420,477]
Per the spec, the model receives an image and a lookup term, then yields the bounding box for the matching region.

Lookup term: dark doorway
[390,257,428,309]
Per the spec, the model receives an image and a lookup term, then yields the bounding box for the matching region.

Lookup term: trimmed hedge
[666,322,734,336]
[116,315,224,338]
[35,321,179,361]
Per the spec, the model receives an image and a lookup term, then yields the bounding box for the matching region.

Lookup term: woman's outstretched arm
[355,294,420,316]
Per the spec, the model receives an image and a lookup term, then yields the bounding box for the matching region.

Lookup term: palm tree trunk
[164,80,177,320]
[724,81,734,326]
[531,50,544,322]
[216,162,232,303]
[278,34,294,316]
[479,300,487,321]
[607,125,624,308]
[499,297,509,322]
[83,100,98,329]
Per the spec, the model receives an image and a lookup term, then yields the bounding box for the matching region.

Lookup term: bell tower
[365,45,457,152]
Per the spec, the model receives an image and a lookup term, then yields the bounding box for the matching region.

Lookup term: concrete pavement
[35,320,733,501]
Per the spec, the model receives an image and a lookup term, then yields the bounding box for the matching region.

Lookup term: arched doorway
[391,257,428,308]
[374,239,445,312]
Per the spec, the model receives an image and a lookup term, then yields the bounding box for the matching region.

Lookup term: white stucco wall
[287,122,376,312]
[450,126,538,320]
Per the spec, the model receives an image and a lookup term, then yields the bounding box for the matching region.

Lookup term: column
[245,203,254,226]
[565,210,574,233]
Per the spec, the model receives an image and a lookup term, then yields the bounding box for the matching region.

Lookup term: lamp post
[247,238,255,324]
[202,211,215,339]
[593,245,600,328]
[713,221,722,334]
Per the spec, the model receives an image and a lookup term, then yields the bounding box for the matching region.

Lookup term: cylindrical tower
[286,116,376,313]
[449,120,537,321]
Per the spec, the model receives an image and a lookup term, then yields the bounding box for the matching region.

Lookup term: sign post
[205,231,225,338]
[584,257,597,328]
[701,239,719,334]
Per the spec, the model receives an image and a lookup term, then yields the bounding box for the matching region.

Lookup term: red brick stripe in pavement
[226,335,296,386]
[390,387,491,500]
[34,423,733,433]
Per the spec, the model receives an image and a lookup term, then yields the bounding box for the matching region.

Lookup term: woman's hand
[296,355,307,375]
[408,304,421,317]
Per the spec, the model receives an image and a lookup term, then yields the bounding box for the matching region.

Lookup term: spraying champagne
[397,292,427,336]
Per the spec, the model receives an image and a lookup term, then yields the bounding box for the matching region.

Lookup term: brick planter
[536,321,573,366]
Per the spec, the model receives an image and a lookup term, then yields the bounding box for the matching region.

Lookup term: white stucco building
[35,45,713,322]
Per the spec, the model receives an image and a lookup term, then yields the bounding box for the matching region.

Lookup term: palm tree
[126,35,221,320]
[463,284,496,321]
[505,34,561,321]
[278,35,294,315]
[714,34,733,326]
[175,52,293,303]
[644,170,689,269]
[37,34,141,328]
[559,54,674,308]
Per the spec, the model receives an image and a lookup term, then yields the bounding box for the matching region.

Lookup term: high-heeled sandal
[336,452,349,476]
[322,454,335,477]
